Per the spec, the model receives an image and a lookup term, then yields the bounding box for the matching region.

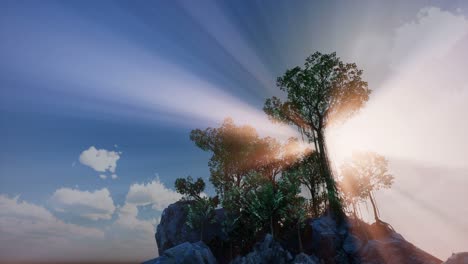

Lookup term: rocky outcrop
[155,201,226,254]
[150,201,445,264]
[443,253,468,264]
[304,213,442,264]
[230,234,294,264]
[144,241,217,264]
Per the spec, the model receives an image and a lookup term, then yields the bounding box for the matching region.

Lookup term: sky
[1,0,468,262]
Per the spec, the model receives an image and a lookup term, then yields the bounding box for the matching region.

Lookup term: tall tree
[264,52,371,216]
[340,152,394,222]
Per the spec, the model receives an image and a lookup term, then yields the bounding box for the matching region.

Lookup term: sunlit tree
[264,52,371,217]
[190,118,300,199]
[190,118,307,253]
[340,152,394,222]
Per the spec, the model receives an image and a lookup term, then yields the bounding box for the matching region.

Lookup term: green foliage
[243,172,304,239]
[284,152,326,217]
[190,118,300,199]
[264,52,371,129]
[264,52,371,218]
[186,196,218,241]
[175,176,205,201]
[167,51,379,254]
[175,176,219,241]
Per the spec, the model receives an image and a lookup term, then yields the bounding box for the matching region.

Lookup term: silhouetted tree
[175,176,205,201]
[340,152,394,222]
[264,52,371,217]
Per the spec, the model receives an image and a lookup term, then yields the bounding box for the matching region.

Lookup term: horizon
[1,0,468,262]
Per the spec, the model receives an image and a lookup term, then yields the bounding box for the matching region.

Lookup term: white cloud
[50,188,116,220]
[79,146,120,173]
[113,203,156,234]
[390,7,468,70]
[0,195,104,260]
[125,178,181,211]
[99,174,107,180]
[111,174,118,180]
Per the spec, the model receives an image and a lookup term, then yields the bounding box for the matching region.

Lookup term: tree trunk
[369,192,379,222]
[316,129,343,219]
[200,223,204,242]
[309,188,319,217]
[297,223,303,252]
[270,216,274,239]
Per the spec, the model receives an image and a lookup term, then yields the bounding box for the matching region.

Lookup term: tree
[340,152,394,222]
[244,172,303,240]
[190,118,300,201]
[284,151,326,217]
[190,119,308,252]
[186,196,218,242]
[175,176,205,201]
[264,52,371,217]
[174,176,218,241]
[190,118,267,197]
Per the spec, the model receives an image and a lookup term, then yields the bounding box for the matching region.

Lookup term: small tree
[175,176,205,201]
[246,178,283,238]
[340,152,394,222]
[278,173,307,253]
[244,172,304,240]
[285,151,326,217]
[186,196,218,242]
[174,176,218,241]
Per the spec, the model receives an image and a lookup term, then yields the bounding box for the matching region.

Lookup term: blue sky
[1,0,468,262]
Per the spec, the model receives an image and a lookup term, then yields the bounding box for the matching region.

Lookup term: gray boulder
[293,253,319,264]
[443,253,468,264]
[144,241,217,264]
[231,234,293,264]
[156,201,226,253]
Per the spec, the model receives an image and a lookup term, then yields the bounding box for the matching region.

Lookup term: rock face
[231,234,294,264]
[304,213,442,264]
[443,253,468,264]
[231,234,321,264]
[155,201,226,254]
[144,241,217,264]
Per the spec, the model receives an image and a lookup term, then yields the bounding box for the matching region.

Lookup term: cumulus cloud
[99,174,107,180]
[111,174,118,180]
[125,178,181,211]
[50,188,116,220]
[111,180,174,256]
[79,146,120,173]
[0,195,104,260]
[113,203,156,234]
